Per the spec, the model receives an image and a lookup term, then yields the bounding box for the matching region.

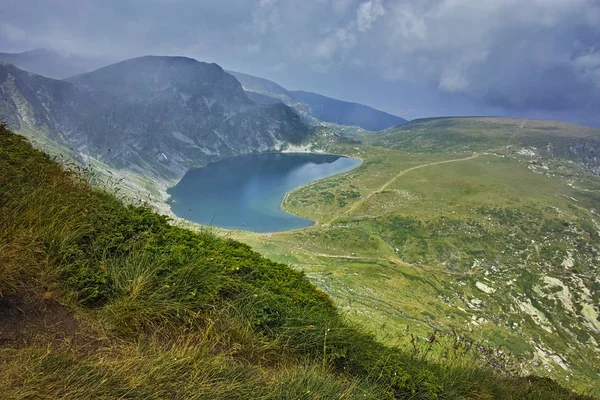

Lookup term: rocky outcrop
[0,57,310,179]
[564,140,600,175]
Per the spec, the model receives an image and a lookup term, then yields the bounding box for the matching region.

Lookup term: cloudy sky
[1,0,599,125]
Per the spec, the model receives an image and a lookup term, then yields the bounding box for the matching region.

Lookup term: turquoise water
[167,153,360,232]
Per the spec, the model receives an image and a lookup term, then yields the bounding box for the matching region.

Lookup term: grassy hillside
[0,127,594,399]
[233,118,600,396]
[362,117,600,170]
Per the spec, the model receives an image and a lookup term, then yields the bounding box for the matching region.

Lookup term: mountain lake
[167,153,361,232]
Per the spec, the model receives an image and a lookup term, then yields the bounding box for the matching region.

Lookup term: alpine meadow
[2,1,600,399]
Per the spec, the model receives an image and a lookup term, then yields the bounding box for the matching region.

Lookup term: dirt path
[259,237,464,276]
[247,153,480,276]
[327,153,480,224]
[506,120,527,147]
[307,250,464,276]
[298,246,400,264]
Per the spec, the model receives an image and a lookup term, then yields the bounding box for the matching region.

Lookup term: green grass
[1,125,595,399]
[233,118,600,396]
[361,117,600,154]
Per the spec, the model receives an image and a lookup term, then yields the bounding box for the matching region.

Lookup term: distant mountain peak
[289,90,408,131]
[0,47,109,79]
[0,60,309,180]
[67,55,252,108]
[227,70,407,131]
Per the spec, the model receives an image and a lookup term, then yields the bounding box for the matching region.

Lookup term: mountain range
[227,70,408,131]
[0,48,107,80]
[0,49,408,133]
[0,57,308,179]
[1,49,600,397]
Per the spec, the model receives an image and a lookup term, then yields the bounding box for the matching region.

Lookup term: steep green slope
[0,126,592,399]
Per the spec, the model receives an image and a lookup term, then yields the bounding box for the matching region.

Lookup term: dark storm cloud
[1,0,599,120]
[370,0,600,111]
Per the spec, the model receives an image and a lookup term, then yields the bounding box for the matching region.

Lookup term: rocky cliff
[0,57,309,179]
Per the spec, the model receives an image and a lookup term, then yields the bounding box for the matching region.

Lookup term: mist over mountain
[0,56,309,179]
[0,47,407,133]
[228,70,407,131]
[0,48,107,79]
[290,90,407,131]
[227,70,290,98]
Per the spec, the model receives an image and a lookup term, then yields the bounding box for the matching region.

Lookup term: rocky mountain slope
[227,70,407,131]
[0,48,405,134]
[290,90,407,131]
[0,57,309,180]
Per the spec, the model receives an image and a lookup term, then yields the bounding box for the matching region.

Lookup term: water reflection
[167,153,360,232]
